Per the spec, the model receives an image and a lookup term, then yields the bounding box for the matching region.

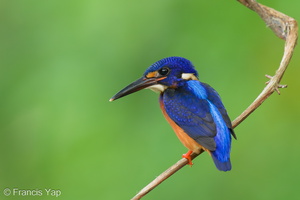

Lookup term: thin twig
[131,1,298,199]
[232,0,298,128]
[131,150,204,199]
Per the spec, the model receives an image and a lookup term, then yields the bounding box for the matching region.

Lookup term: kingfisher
[110,57,236,171]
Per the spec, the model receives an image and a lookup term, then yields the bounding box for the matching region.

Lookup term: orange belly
[160,99,203,154]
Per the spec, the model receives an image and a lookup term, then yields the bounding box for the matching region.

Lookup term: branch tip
[265,74,288,95]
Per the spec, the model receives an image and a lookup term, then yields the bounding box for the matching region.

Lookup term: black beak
[109,76,165,101]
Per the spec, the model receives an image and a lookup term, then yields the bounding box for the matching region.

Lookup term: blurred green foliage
[0,0,299,199]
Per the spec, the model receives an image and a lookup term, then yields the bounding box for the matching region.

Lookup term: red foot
[182,150,193,166]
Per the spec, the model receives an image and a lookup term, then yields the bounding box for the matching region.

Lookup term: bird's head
[110,57,199,101]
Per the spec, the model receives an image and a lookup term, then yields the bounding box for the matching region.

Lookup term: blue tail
[211,153,231,172]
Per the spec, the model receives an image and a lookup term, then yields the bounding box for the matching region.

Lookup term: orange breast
[160,99,203,154]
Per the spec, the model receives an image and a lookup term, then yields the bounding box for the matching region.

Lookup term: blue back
[162,80,234,171]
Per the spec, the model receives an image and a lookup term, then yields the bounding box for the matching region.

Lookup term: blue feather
[208,101,232,171]
[162,80,233,171]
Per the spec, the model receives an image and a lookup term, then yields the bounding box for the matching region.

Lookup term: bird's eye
[158,67,170,76]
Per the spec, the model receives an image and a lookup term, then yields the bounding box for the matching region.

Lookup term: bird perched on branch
[110,57,236,171]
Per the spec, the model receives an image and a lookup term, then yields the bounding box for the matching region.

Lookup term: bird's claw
[182,151,193,166]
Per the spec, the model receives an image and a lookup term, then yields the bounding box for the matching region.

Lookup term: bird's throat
[146,84,167,93]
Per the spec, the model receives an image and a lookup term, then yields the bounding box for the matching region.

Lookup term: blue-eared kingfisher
[110,57,236,171]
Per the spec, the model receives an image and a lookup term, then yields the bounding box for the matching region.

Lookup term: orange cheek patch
[146,71,157,78]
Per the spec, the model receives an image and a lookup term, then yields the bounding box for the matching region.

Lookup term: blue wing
[201,83,236,139]
[162,80,235,171]
[162,80,234,151]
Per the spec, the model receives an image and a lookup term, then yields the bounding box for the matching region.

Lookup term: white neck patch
[181,73,198,80]
[146,84,167,93]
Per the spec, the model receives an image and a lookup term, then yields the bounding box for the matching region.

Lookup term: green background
[1,0,299,199]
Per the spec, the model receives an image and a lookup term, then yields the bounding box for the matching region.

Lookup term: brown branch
[232,0,298,128]
[131,150,204,200]
[131,1,298,199]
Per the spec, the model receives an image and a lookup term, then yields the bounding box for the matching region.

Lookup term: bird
[109,57,236,171]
